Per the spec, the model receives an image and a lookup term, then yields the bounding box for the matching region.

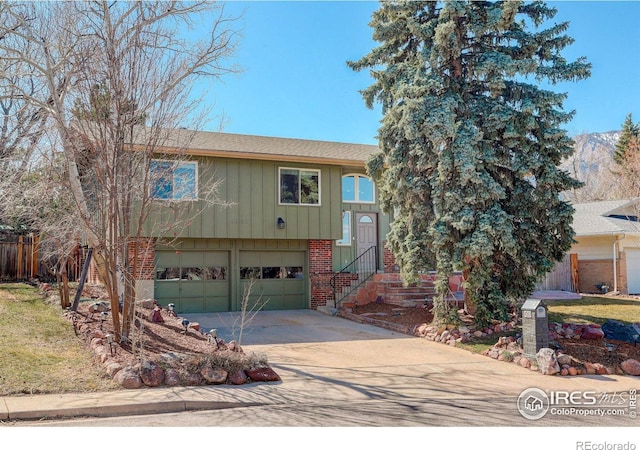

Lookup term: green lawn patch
[546,295,640,325]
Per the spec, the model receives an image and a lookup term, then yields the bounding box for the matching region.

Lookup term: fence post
[31,235,39,279]
[71,248,93,312]
[17,235,23,280]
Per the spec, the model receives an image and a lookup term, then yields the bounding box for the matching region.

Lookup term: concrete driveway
[184,310,640,402]
[182,309,406,345]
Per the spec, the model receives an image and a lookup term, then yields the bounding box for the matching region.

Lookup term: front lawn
[0,283,119,396]
[546,295,640,325]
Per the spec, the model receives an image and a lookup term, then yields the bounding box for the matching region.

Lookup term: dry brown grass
[0,283,120,396]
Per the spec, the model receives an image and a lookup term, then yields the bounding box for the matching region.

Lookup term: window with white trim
[150,160,198,200]
[342,174,374,203]
[279,167,320,205]
[337,211,352,246]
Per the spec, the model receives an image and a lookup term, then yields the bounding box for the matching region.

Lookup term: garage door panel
[238,250,307,310]
[155,281,180,300]
[204,281,229,312]
[179,298,205,313]
[626,249,640,294]
[155,250,230,314]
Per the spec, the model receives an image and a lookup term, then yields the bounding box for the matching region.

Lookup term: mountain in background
[561,130,623,203]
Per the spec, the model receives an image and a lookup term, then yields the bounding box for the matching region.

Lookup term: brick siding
[309,239,333,309]
[383,241,399,273]
[577,256,628,294]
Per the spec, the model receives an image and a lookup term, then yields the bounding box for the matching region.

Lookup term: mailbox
[521,299,549,359]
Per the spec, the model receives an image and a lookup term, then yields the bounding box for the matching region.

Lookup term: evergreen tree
[349,0,590,326]
[613,113,639,165]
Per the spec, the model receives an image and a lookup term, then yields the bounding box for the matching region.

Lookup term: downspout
[613,234,626,293]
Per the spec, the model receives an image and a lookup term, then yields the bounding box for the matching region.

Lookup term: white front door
[355,213,377,273]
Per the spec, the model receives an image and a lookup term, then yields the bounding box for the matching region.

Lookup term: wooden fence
[535,253,577,292]
[0,234,85,282]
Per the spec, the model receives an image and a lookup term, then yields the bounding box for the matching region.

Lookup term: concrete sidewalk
[1,310,639,423]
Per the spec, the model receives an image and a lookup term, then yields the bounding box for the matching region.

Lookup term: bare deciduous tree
[0,1,240,341]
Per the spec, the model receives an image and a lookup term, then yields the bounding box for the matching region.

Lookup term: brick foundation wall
[309,240,333,309]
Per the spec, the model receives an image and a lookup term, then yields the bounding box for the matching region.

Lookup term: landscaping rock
[246,367,281,382]
[536,348,560,375]
[556,353,573,366]
[184,372,203,386]
[620,359,640,376]
[583,362,596,375]
[201,367,228,384]
[88,301,110,313]
[149,307,164,323]
[164,368,181,386]
[115,366,144,389]
[140,299,156,309]
[140,361,165,387]
[581,327,605,340]
[229,370,248,385]
[106,362,123,377]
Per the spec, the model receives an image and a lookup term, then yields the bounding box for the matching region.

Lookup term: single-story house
[570,198,640,295]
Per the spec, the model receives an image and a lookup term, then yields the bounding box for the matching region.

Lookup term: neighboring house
[126,130,399,314]
[570,199,640,295]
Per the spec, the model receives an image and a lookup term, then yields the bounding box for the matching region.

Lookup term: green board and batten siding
[145,157,342,240]
[148,158,387,313]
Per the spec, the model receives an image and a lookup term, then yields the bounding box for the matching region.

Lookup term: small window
[241,266,304,279]
[240,267,261,279]
[337,211,351,246]
[342,174,374,203]
[150,160,197,200]
[182,267,227,280]
[156,267,181,280]
[279,168,320,205]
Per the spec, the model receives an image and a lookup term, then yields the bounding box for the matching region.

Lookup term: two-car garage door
[154,249,307,313]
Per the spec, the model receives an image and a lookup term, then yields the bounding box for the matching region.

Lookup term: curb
[2,398,265,422]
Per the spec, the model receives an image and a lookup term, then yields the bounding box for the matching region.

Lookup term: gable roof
[141,127,379,166]
[572,199,640,236]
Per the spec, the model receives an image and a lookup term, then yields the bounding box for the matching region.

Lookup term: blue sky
[202,1,640,145]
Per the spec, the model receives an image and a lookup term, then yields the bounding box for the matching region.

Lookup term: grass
[546,295,640,325]
[0,283,119,396]
[456,295,640,355]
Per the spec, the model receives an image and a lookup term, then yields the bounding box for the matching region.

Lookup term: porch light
[277,217,285,229]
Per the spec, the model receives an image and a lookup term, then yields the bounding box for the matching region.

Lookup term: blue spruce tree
[349,1,590,326]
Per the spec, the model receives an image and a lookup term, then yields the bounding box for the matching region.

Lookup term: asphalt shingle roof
[147,128,379,166]
[572,199,640,236]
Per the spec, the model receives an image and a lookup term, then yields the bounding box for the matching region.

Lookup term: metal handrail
[330,245,377,307]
